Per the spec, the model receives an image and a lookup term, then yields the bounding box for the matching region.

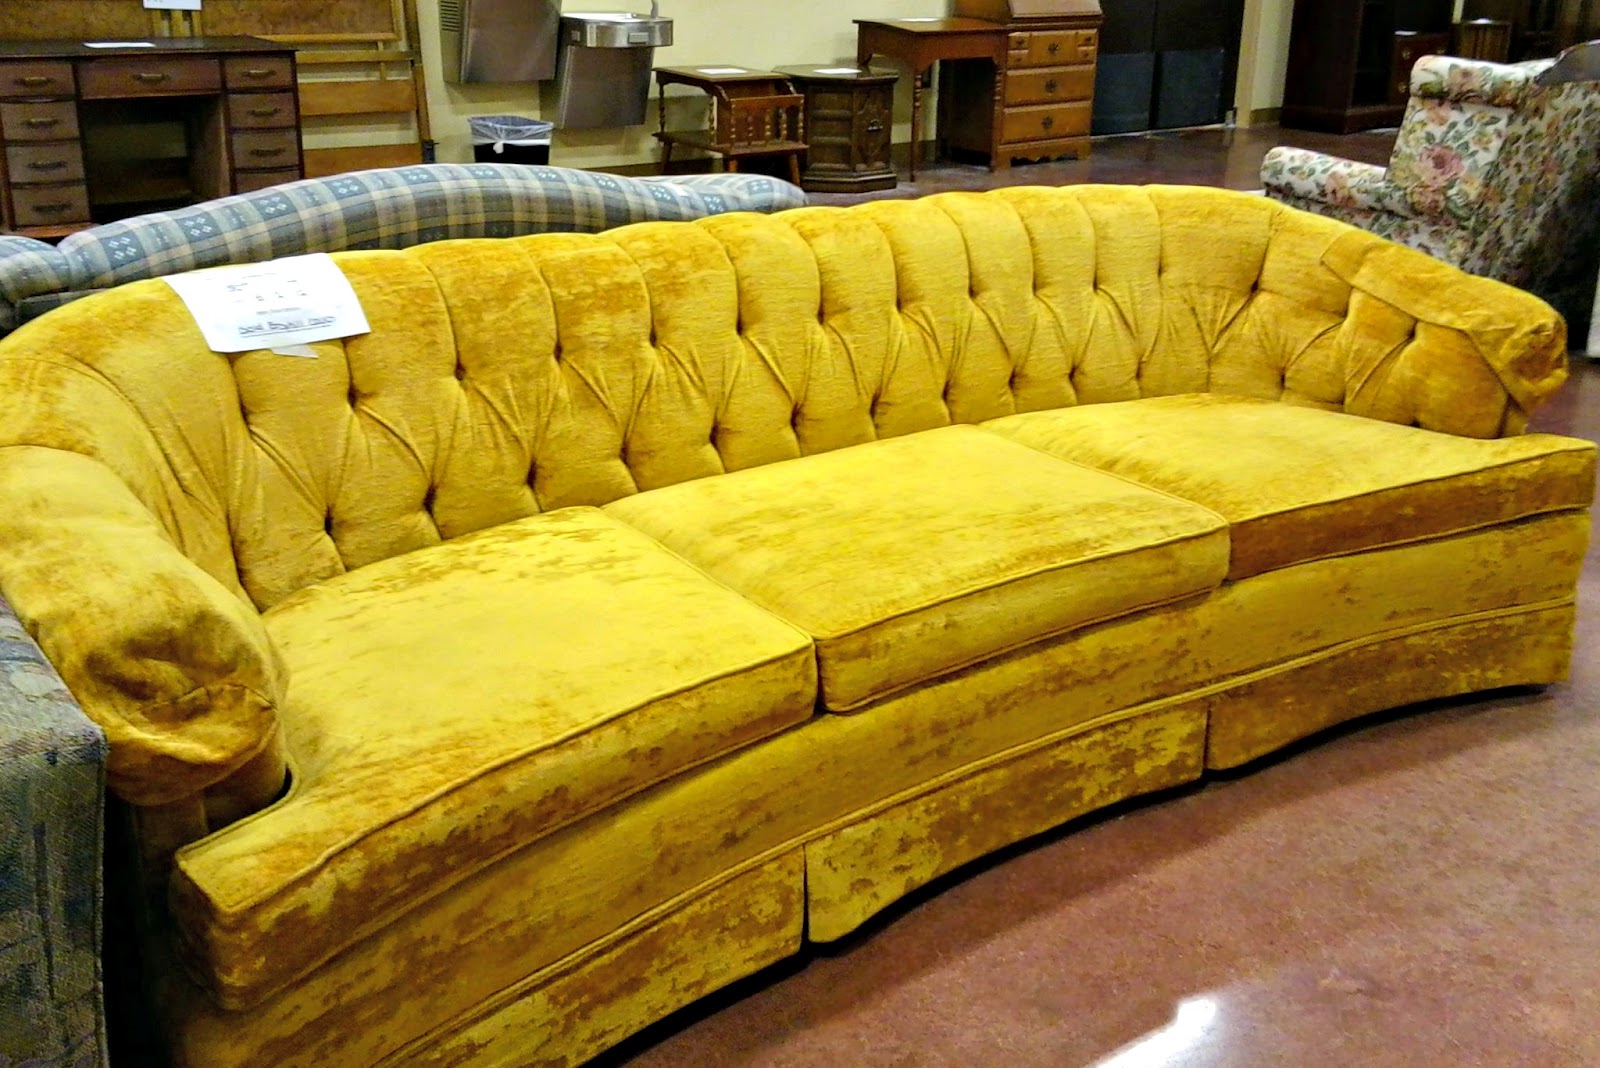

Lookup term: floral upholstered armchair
[1262,42,1600,332]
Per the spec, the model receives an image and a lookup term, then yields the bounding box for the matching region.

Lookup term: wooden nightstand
[774,65,897,193]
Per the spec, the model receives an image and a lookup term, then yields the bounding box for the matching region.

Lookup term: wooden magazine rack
[653,66,807,183]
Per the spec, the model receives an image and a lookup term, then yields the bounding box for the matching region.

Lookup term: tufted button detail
[324,511,334,535]
[347,386,359,407]
[422,486,437,513]
[454,363,466,381]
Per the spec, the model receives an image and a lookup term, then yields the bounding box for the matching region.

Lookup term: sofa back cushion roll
[0,187,1567,623]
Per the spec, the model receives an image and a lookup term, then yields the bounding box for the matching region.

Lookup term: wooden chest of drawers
[0,36,303,237]
[944,0,1102,169]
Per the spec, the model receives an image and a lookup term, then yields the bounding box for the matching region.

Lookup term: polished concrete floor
[599,129,1600,1068]
[803,123,1397,204]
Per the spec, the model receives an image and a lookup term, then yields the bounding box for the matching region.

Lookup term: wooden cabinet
[1280,0,1454,133]
[944,0,1102,169]
[776,65,897,193]
[0,37,303,237]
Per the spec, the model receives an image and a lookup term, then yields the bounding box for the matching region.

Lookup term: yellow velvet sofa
[0,184,1592,1068]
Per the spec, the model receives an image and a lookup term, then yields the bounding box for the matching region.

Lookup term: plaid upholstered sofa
[0,160,802,1068]
[0,163,806,336]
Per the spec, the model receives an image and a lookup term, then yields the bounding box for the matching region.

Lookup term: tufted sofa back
[0,184,1567,612]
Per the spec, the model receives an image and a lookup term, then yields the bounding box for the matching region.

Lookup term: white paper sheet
[163,253,370,354]
[85,41,157,48]
[814,67,862,75]
[696,67,748,75]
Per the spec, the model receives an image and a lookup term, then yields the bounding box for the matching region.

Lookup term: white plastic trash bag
[468,115,554,154]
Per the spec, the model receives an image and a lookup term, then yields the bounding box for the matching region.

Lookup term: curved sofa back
[0,184,1568,615]
[0,163,806,331]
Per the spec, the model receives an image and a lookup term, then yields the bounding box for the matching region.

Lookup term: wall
[417,0,1296,167]
[1234,0,1293,121]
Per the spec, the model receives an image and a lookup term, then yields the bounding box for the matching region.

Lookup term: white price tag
[163,253,370,354]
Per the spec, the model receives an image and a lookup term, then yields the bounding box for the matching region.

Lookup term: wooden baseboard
[1244,107,1282,127]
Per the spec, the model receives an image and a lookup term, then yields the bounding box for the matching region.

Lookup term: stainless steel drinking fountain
[549,6,675,128]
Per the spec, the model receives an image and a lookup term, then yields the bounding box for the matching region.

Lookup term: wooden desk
[853,18,1008,180]
[0,37,302,236]
[653,65,807,183]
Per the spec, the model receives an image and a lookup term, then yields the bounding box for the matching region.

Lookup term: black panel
[1154,48,1225,128]
[1393,0,1454,30]
[1092,52,1155,134]
[1153,0,1227,50]
[1099,0,1157,54]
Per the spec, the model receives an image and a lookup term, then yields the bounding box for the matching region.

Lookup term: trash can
[469,115,554,165]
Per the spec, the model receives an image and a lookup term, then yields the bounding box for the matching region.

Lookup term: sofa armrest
[0,594,110,1068]
[1320,233,1570,436]
[0,445,285,808]
[1261,147,1417,218]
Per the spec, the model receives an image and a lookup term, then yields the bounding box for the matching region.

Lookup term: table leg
[910,65,930,181]
[1586,265,1600,358]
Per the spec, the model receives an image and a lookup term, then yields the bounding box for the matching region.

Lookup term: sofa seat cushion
[605,425,1229,712]
[983,394,1597,580]
[170,506,816,1010]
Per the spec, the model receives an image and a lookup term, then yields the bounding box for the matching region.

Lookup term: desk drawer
[229,91,297,129]
[79,57,221,99]
[231,128,300,168]
[11,183,90,227]
[0,100,80,142]
[224,54,294,90]
[6,142,85,184]
[0,60,74,100]
[233,166,301,194]
[1009,30,1097,67]
[1000,101,1091,144]
[1004,66,1095,106]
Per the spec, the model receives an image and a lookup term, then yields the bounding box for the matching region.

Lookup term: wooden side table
[652,65,806,183]
[853,18,1010,180]
[774,65,897,193]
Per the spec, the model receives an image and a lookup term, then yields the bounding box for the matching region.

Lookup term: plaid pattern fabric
[0,597,108,1068]
[0,165,803,334]
[62,165,806,291]
[0,237,73,331]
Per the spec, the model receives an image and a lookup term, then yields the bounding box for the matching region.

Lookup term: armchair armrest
[1261,147,1416,218]
[0,594,109,1068]
[0,445,285,808]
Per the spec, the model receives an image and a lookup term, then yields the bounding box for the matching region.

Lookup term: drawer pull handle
[249,146,287,158]
[1044,78,1059,94]
[1047,41,1061,55]
[133,72,170,84]
[1042,115,1055,130]
[27,159,68,171]
[23,117,61,129]
[32,202,72,214]
[866,119,884,133]
[241,68,274,78]
[248,106,282,118]
[16,75,54,88]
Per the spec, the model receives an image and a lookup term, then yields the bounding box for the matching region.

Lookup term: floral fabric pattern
[1262,49,1600,328]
